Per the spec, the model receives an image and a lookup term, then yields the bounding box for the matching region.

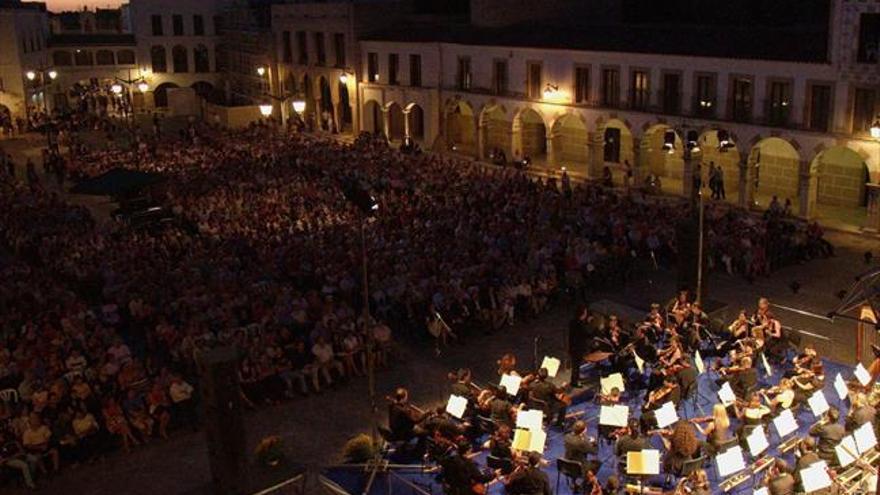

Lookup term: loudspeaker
[201,347,247,495]
[675,214,708,303]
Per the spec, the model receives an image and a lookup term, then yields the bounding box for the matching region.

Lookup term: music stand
[716,445,747,479]
[807,391,830,417]
[854,422,878,454]
[855,362,872,387]
[445,394,468,420]
[541,356,561,378]
[515,409,544,432]
[799,462,832,493]
[773,409,799,438]
[835,435,859,468]
[655,401,678,429]
[601,373,626,395]
[834,373,849,404]
[718,382,737,407]
[599,405,629,428]
[626,449,660,494]
[500,374,522,397]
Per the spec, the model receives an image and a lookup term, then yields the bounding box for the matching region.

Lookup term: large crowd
[0,123,832,489]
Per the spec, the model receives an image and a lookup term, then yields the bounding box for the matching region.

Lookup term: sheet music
[800,463,832,493]
[836,435,858,467]
[753,488,769,495]
[746,425,769,457]
[633,352,645,374]
[445,394,468,419]
[600,373,625,395]
[855,422,878,454]
[515,409,544,432]
[855,362,871,387]
[808,392,830,417]
[772,409,798,438]
[716,446,747,477]
[540,356,561,378]
[834,373,849,401]
[626,449,660,475]
[500,373,522,396]
[599,404,629,427]
[655,401,679,429]
[695,350,705,374]
[718,382,736,406]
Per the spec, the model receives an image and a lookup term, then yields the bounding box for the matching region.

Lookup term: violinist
[387,387,426,441]
[497,353,519,377]
[760,378,795,413]
[668,289,692,323]
[645,375,680,411]
[439,441,495,495]
[615,418,650,458]
[450,368,476,404]
[504,452,552,495]
[645,303,665,334]
[809,406,844,464]
[598,387,622,446]
[485,424,514,467]
[660,421,702,477]
[692,403,732,455]
[727,310,750,343]
[604,315,631,372]
[677,469,710,495]
[489,385,515,428]
[795,437,821,471]
[736,392,771,435]
[845,392,876,432]
[722,356,758,399]
[529,368,567,428]
[764,459,796,495]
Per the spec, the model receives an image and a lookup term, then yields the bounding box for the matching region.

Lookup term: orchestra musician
[615,418,650,458]
[563,420,600,477]
[504,452,552,495]
[845,392,877,432]
[692,403,732,455]
[668,289,692,323]
[529,368,567,428]
[809,406,844,465]
[720,356,758,399]
[387,387,426,441]
[450,368,476,404]
[489,385,515,428]
[760,378,796,413]
[568,304,596,387]
[497,353,519,377]
[677,469,710,495]
[659,421,702,477]
[438,441,495,495]
[764,459,796,495]
[485,424,514,467]
[795,437,821,471]
[736,392,771,437]
[644,375,680,412]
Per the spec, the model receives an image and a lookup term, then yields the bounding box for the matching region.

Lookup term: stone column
[683,150,695,198]
[588,132,604,179]
[631,137,643,187]
[797,160,817,219]
[403,108,411,139]
[476,121,486,160]
[865,184,880,233]
[381,107,391,140]
[546,130,556,168]
[737,159,751,208]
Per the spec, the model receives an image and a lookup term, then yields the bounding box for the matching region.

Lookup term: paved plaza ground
[1,130,878,494]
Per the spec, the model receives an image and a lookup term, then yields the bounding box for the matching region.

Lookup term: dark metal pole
[361,219,378,442]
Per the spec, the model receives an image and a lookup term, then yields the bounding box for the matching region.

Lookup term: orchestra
[379,292,880,495]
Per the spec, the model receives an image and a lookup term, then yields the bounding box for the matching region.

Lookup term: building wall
[0,5,49,119]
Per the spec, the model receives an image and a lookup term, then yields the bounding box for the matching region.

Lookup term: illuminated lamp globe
[259,104,273,117]
[292,99,306,114]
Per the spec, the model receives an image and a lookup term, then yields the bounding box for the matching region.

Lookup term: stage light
[26,71,36,81]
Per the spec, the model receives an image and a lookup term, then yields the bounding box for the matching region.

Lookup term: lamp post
[113,72,149,127]
[24,66,58,147]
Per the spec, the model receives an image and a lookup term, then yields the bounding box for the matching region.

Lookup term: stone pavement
[1,131,879,493]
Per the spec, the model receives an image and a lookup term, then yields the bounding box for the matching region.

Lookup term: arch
[153,82,179,108]
[387,102,405,141]
[151,45,167,73]
[445,99,476,156]
[172,45,188,73]
[193,44,210,73]
[407,104,424,139]
[317,76,334,131]
[748,137,801,205]
[640,123,684,180]
[52,50,72,66]
[95,49,115,66]
[697,129,742,196]
[337,80,352,132]
[550,112,589,168]
[363,100,384,135]
[810,146,869,208]
[480,104,510,160]
[512,107,547,161]
[74,49,93,66]
[596,118,633,165]
[116,49,135,65]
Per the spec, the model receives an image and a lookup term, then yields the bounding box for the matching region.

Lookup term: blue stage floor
[322,357,857,494]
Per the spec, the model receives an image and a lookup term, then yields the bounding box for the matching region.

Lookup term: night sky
[45,0,125,12]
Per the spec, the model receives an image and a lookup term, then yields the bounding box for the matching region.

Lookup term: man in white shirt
[311,337,345,386]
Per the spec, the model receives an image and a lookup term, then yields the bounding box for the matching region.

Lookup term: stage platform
[322,356,869,495]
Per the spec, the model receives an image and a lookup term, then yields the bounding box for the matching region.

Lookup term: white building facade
[0,1,49,121]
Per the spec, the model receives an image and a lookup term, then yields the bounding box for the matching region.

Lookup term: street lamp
[259,103,273,117]
[26,71,36,81]
[111,83,123,95]
[292,98,306,115]
[48,70,57,81]
[339,73,348,84]
[137,81,149,93]
[256,66,266,77]
[871,118,880,139]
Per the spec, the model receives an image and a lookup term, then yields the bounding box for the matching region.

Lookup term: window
[853,88,877,133]
[314,32,325,66]
[213,15,223,36]
[367,52,379,82]
[457,57,472,90]
[282,31,292,63]
[527,62,542,99]
[694,74,715,117]
[409,54,421,87]
[730,76,753,122]
[151,15,163,36]
[172,15,183,36]
[74,50,93,66]
[296,31,307,64]
[493,60,508,96]
[574,66,590,103]
[630,70,650,110]
[767,81,792,127]
[53,51,72,66]
[858,13,880,64]
[193,15,204,36]
[334,33,345,67]
[388,53,399,85]
[172,45,188,73]
[117,49,135,65]
[96,50,115,65]
[604,127,621,163]
[662,73,681,114]
[151,45,167,72]
[601,68,619,107]
[807,84,831,132]
[194,44,209,73]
